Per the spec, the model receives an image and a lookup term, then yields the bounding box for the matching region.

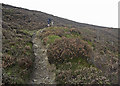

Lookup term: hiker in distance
[51,19,54,26]
[47,18,54,27]
[47,18,51,27]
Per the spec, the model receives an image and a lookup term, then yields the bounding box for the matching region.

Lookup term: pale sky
[0,0,119,28]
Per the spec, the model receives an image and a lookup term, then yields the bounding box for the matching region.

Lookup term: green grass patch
[19,29,36,36]
[26,42,32,49]
[46,35,61,45]
[87,40,93,46]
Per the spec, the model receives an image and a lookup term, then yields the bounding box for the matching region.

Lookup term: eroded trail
[29,29,56,84]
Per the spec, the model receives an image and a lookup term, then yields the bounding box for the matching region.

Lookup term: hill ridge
[2,3,118,29]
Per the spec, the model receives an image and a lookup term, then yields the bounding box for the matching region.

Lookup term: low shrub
[2,54,16,68]
[17,57,33,69]
[69,28,81,36]
[47,38,93,64]
[56,65,110,84]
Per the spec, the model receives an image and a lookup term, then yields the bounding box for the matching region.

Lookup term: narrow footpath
[29,29,56,84]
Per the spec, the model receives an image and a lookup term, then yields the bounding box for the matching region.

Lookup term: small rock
[34,53,37,56]
[34,44,38,48]
[33,79,37,82]
[45,57,48,60]
[43,50,45,53]
[41,30,43,33]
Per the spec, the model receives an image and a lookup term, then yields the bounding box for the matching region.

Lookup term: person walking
[51,20,54,26]
[47,18,51,27]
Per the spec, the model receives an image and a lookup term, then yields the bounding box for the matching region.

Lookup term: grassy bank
[38,27,110,84]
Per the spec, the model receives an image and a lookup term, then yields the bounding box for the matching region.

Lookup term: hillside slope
[2,4,118,84]
[36,27,111,84]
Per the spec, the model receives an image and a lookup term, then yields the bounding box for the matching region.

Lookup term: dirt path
[29,29,56,84]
